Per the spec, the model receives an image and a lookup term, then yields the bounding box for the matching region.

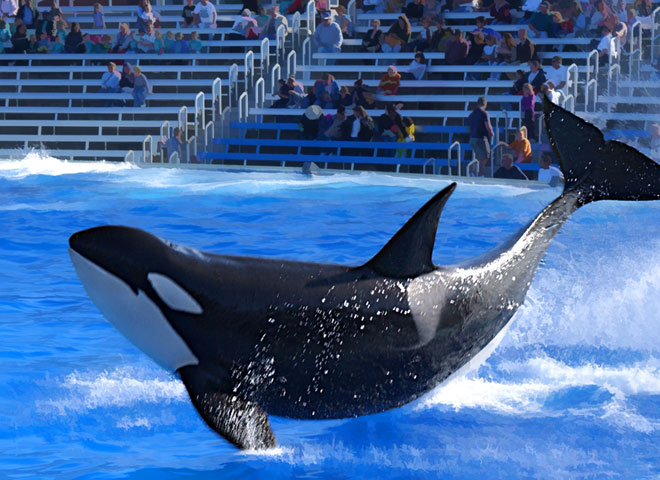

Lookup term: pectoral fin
[179,366,276,450]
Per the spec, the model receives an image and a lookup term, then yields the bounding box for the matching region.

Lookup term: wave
[0,152,135,179]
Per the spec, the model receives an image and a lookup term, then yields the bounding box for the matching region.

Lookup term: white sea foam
[0,152,134,179]
[38,366,186,416]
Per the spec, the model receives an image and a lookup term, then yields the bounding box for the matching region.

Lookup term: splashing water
[1,157,659,479]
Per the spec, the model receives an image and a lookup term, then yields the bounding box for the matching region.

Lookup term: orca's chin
[69,248,199,371]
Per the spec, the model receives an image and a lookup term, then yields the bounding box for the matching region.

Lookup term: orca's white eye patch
[148,273,203,314]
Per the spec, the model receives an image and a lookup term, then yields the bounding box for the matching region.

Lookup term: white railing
[204,121,214,152]
[302,37,312,71]
[276,24,286,63]
[254,77,265,122]
[194,92,205,140]
[178,105,188,142]
[124,150,134,163]
[585,78,598,112]
[287,50,297,78]
[142,135,153,163]
[186,136,196,163]
[160,120,170,140]
[260,37,270,74]
[245,50,255,91]
[652,7,660,63]
[212,77,222,123]
[448,141,461,176]
[168,151,180,164]
[238,91,249,123]
[562,94,575,113]
[271,63,281,94]
[228,63,239,108]
[292,12,302,50]
[566,63,578,104]
[609,36,620,70]
[628,20,642,79]
[306,0,316,34]
[608,63,620,99]
[347,0,356,22]
[586,49,599,87]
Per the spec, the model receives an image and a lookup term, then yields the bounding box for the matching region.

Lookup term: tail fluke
[543,97,660,203]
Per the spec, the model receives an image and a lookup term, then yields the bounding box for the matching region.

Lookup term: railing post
[628,20,642,79]
[292,12,301,50]
[195,92,205,140]
[124,150,134,163]
[228,63,238,109]
[448,141,461,176]
[287,50,297,78]
[244,51,255,92]
[142,135,153,163]
[271,63,281,94]
[260,37,270,75]
[238,91,249,123]
[586,50,598,90]
[276,24,286,64]
[178,106,188,142]
[651,7,660,64]
[585,79,597,113]
[306,0,316,35]
[212,77,222,123]
[204,121,214,152]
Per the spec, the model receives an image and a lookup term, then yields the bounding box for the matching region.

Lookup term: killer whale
[69,99,660,450]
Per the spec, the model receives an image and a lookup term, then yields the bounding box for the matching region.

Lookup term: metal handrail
[228,63,239,108]
[260,37,270,74]
[142,135,153,163]
[287,50,297,78]
[608,63,620,99]
[586,49,599,87]
[562,94,575,113]
[306,0,316,35]
[168,151,180,164]
[276,24,286,63]
[585,78,597,112]
[238,91,249,123]
[292,12,301,50]
[124,150,134,163]
[160,120,170,140]
[186,135,196,163]
[178,105,188,142]
[271,63,281,94]
[244,50,254,91]
[628,20,642,79]
[194,92,205,140]
[448,141,461,176]
[302,37,311,69]
[651,7,660,63]
[204,121,214,152]
[254,77,265,122]
[212,77,222,123]
[566,63,578,104]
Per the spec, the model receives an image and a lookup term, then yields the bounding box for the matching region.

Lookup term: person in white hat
[299,105,323,140]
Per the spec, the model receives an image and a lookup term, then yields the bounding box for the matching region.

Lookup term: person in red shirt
[376,65,401,96]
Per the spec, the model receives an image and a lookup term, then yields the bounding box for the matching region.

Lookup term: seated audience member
[490,0,512,24]
[152,29,165,53]
[473,16,501,42]
[516,28,536,63]
[424,0,442,16]
[464,32,485,66]
[382,14,410,53]
[495,154,528,180]
[377,65,401,95]
[377,103,405,141]
[1,0,18,18]
[508,126,532,162]
[132,65,151,107]
[188,30,202,53]
[405,51,427,80]
[173,31,188,52]
[65,21,85,52]
[119,62,134,93]
[299,105,323,139]
[351,77,373,108]
[164,29,175,52]
[589,0,616,33]
[550,11,570,37]
[537,152,564,184]
[16,0,38,28]
[314,73,340,107]
[271,78,291,108]
[404,0,424,21]
[338,86,353,107]
[100,62,121,93]
[335,5,353,37]
[230,8,256,38]
[10,22,29,52]
[444,29,469,65]
[313,10,342,52]
[362,18,383,52]
[509,68,526,93]
[357,106,375,142]
[263,4,288,40]
[408,14,433,51]
[138,2,160,32]
[286,75,306,108]
[136,22,156,52]
[525,59,546,92]
[430,16,452,52]
[528,1,553,38]
[321,104,347,140]
[396,116,415,157]
[181,0,195,27]
[597,25,616,65]
[521,82,536,140]
[545,55,567,90]
[542,81,561,104]
[194,0,217,28]
[111,23,132,53]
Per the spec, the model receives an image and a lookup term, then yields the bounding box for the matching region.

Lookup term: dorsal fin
[364,183,457,278]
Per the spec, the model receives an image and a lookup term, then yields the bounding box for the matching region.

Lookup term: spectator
[528,1,553,38]
[564,0,585,33]
[0,19,10,50]
[286,75,306,108]
[509,68,526,93]
[321,104,347,140]
[408,14,433,51]
[65,21,84,53]
[424,0,443,16]
[194,0,217,29]
[516,28,536,63]
[137,22,156,52]
[92,2,104,29]
[338,86,353,107]
[545,55,567,90]
[351,77,374,108]
[16,0,37,28]
[164,30,175,52]
[137,1,160,33]
[271,78,291,108]
[110,23,132,53]
[299,105,323,139]
[494,154,528,180]
[181,0,195,27]
[173,31,188,52]
[357,106,375,142]
[597,25,615,65]
[464,32,485,66]
[382,14,410,53]
[314,73,340,107]
[404,0,424,21]
[377,65,401,95]
[633,0,652,17]
[430,16,452,52]
[377,103,404,141]
[467,96,494,176]
[521,82,536,140]
[497,32,517,64]
[165,127,183,160]
[525,59,546,92]
[263,4,288,40]
[335,5,353,38]
[10,22,28,52]
[542,80,561,104]
[188,30,202,53]
[1,0,17,18]
[119,62,134,93]
[473,16,501,41]
[361,18,384,52]
[100,62,121,93]
[405,51,427,80]
[444,29,469,65]
[491,0,512,24]
[396,116,415,157]
[589,0,616,33]
[132,65,151,107]
[508,126,532,162]
[537,152,563,184]
[313,10,342,53]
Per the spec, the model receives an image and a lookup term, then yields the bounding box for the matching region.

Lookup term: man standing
[467,96,495,176]
[193,0,217,29]
[444,29,469,64]
[545,55,567,91]
[313,10,342,53]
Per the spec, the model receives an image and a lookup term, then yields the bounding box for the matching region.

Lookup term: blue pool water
[2,154,660,479]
